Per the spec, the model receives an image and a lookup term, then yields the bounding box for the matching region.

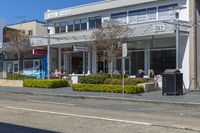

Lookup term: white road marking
[5,106,152,126]
[27,100,74,106]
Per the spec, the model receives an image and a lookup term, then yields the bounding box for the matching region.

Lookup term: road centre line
[27,100,74,106]
[5,105,152,126]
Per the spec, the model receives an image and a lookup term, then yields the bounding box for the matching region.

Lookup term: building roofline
[46,0,116,13]
[45,0,159,20]
[6,20,46,27]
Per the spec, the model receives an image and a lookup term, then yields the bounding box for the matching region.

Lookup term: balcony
[30,20,189,47]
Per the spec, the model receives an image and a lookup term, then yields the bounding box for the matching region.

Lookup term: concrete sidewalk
[0,86,200,106]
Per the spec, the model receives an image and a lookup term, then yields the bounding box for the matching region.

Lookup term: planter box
[137,82,159,93]
[0,80,23,87]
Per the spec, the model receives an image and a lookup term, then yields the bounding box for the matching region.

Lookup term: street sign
[73,46,89,52]
[122,43,128,57]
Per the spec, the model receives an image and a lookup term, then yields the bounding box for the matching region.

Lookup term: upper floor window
[89,16,102,29]
[129,9,147,24]
[81,18,87,30]
[74,19,81,31]
[147,7,157,21]
[55,23,60,33]
[28,30,33,36]
[60,22,66,33]
[158,3,178,20]
[68,20,74,32]
[111,12,127,23]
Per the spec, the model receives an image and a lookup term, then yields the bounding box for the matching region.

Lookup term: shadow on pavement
[0,122,59,133]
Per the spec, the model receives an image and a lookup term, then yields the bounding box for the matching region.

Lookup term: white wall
[179,35,190,88]
[48,0,189,34]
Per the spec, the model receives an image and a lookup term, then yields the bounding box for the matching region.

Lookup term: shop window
[131,51,145,75]
[150,50,176,75]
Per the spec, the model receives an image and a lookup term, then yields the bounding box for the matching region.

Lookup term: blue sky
[0,0,102,25]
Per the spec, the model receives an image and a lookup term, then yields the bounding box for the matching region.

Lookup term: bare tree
[92,19,131,74]
[3,27,31,72]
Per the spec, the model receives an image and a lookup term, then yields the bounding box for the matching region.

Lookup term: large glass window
[54,23,60,34]
[74,19,81,31]
[129,9,147,24]
[150,50,176,75]
[111,12,127,23]
[68,20,74,32]
[147,7,157,21]
[81,18,87,30]
[131,51,145,75]
[89,16,102,29]
[60,22,66,33]
[158,4,178,20]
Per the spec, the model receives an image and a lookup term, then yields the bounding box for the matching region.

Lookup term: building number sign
[153,25,165,33]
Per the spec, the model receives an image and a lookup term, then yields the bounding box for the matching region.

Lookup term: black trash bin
[162,69,183,95]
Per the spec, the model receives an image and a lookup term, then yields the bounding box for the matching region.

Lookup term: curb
[0,90,200,107]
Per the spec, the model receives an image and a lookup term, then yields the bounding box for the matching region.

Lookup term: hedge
[7,74,36,80]
[104,78,150,85]
[72,84,144,94]
[23,79,68,88]
[80,74,128,84]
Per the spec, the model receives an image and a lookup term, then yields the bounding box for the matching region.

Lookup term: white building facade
[31,0,199,88]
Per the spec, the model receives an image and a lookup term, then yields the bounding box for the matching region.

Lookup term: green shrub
[72,84,144,94]
[23,79,68,88]
[104,78,150,85]
[7,74,36,80]
[80,74,128,84]
[80,74,109,84]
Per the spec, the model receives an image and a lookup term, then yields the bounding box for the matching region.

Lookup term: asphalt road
[0,92,200,133]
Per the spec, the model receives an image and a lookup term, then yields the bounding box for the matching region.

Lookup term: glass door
[13,61,19,74]
[33,60,41,79]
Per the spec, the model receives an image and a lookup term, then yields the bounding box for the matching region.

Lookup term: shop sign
[33,49,47,55]
[45,9,72,20]
[62,48,73,52]
[153,25,165,33]
[73,46,89,52]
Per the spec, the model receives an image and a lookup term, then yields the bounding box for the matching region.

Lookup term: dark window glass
[28,30,33,36]
[131,51,144,75]
[55,23,60,34]
[89,17,96,29]
[150,50,176,75]
[89,16,102,29]
[74,20,81,31]
[96,16,102,28]
[68,21,74,32]
[60,22,66,33]
[111,12,127,19]
[81,18,87,30]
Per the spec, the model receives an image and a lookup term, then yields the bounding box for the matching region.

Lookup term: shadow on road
[0,122,59,133]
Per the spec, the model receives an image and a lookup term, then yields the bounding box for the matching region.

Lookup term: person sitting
[136,69,145,78]
[53,69,61,78]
